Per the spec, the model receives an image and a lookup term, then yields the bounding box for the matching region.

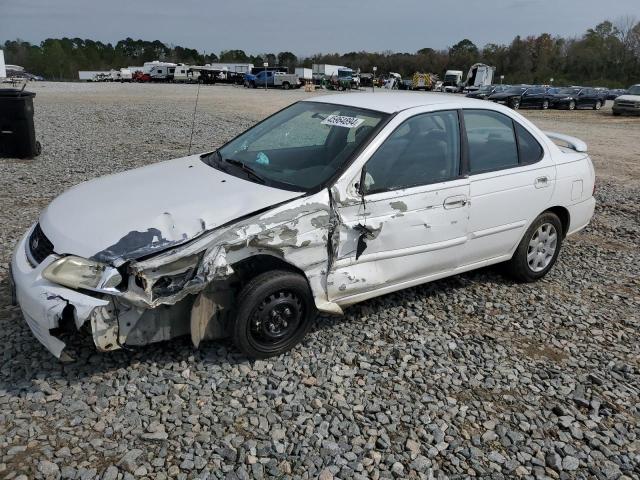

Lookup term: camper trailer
[173,64,200,83]
[78,71,110,81]
[143,61,177,81]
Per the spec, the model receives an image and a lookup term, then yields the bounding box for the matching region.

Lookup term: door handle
[443,196,468,209]
[535,176,549,188]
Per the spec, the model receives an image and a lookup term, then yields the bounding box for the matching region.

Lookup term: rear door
[460,109,556,266]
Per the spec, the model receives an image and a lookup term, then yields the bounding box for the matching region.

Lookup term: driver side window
[364,110,460,194]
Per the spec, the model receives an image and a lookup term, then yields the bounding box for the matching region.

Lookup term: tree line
[3,17,639,87]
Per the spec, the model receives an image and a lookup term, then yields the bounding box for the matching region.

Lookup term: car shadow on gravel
[0,263,517,390]
[308,263,516,334]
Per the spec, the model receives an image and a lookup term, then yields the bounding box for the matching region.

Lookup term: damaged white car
[11,93,596,359]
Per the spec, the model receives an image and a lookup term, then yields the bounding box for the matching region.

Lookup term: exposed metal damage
[22,189,366,357]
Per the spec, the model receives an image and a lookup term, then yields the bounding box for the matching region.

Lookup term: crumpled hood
[39,155,303,264]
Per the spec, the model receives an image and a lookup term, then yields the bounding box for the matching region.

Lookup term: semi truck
[443,70,464,92]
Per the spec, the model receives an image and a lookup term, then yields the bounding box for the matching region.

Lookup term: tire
[542,100,549,110]
[282,81,290,90]
[510,98,520,110]
[568,100,576,110]
[507,212,563,282]
[594,100,602,110]
[233,270,316,358]
[613,111,621,116]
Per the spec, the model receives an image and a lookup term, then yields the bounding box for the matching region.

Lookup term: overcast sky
[1,0,638,56]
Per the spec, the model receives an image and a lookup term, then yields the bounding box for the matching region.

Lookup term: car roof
[304,92,491,114]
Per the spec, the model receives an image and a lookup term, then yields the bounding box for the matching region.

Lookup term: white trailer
[173,64,200,83]
[143,61,177,81]
[312,64,344,79]
[207,63,253,74]
[0,50,6,78]
[295,67,312,81]
[78,70,110,81]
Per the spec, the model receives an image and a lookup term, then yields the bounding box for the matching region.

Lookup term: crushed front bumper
[10,227,112,357]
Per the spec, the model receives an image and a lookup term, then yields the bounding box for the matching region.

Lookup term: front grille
[616,101,640,108]
[27,223,54,265]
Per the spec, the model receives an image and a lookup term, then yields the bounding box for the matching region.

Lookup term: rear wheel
[233,270,315,358]
[282,81,290,90]
[541,99,549,110]
[507,212,563,282]
[568,100,576,110]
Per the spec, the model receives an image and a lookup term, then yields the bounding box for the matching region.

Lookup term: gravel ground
[0,83,638,479]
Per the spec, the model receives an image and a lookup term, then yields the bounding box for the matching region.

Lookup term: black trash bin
[0,89,41,159]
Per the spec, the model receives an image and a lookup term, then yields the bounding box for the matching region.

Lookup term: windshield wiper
[223,158,266,184]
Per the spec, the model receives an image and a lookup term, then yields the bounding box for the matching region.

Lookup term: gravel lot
[0,82,638,479]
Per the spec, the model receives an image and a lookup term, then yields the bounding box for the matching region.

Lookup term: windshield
[558,88,581,95]
[207,102,388,191]
[628,85,640,95]
[505,87,527,94]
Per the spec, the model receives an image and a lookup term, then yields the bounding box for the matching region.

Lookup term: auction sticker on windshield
[322,114,365,129]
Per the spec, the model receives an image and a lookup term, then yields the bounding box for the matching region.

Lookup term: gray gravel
[1,83,639,479]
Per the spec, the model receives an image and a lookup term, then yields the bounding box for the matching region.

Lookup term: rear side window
[464,110,519,173]
[515,123,543,165]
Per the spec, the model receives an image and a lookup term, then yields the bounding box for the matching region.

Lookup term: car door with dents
[327,110,470,300]
[460,109,556,266]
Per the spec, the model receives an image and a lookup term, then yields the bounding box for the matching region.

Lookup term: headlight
[43,256,122,291]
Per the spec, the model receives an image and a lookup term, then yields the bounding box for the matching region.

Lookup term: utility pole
[264,62,268,91]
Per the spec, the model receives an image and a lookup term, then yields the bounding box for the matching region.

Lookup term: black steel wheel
[233,270,315,358]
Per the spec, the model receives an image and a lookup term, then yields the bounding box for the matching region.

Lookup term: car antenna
[188,81,201,155]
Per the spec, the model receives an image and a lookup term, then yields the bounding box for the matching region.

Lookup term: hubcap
[526,223,558,272]
[249,291,303,348]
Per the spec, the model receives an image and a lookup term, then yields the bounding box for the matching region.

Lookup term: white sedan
[11,93,596,358]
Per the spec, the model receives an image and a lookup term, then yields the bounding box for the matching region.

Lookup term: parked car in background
[607,88,627,100]
[466,84,508,100]
[518,86,558,109]
[398,79,413,90]
[549,87,604,110]
[612,84,640,116]
[488,85,529,109]
[11,93,596,359]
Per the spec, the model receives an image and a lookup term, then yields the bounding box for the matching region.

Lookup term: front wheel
[593,100,602,110]
[233,270,316,358]
[568,100,576,110]
[507,212,563,282]
[510,98,520,110]
[541,100,549,110]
